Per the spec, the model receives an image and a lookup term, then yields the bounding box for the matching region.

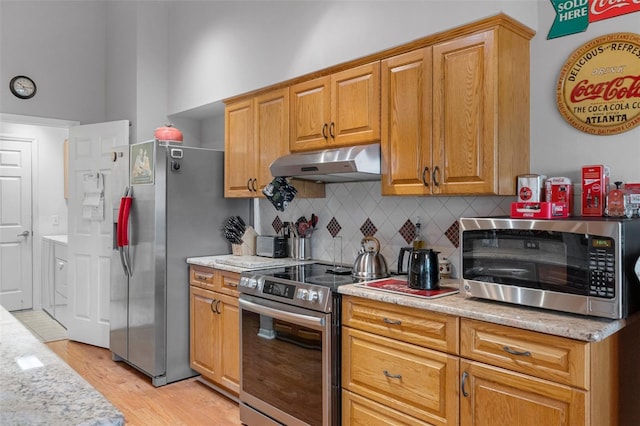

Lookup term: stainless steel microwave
[459,217,640,319]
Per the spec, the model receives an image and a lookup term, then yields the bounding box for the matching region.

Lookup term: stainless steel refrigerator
[110,140,249,386]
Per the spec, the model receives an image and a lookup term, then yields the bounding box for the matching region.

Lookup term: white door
[0,138,33,311]
[67,120,128,347]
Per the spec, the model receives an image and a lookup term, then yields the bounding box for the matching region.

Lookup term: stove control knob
[239,277,257,289]
[299,289,319,303]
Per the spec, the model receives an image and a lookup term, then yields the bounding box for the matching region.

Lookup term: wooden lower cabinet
[342,296,459,426]
[189,266,240,396]
[342,296,639,426]
[459,360,586,426]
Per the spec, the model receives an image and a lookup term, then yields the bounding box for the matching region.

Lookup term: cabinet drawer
[342,327,458,426]
[342,389,432,426]
[218,270,240,296]
[460,318,588,389]
[54,243,67,262]
[190,265,217,290]
[342,295,458,354]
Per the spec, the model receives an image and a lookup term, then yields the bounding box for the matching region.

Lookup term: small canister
[518,174,546,203]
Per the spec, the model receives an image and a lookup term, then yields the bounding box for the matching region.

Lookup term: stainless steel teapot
[352,237,390,280]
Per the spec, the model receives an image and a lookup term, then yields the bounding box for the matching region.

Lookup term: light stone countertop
[339,279,634,342]
[185,256,634,342]
[186,254,316,273]
[0,305,124,426]
[42,234,67,245]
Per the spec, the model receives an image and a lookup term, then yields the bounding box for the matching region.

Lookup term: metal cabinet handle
[322,123,328,139]
[329,122,335,139]
[210,299,217,314]
[17,230,30,237]
[432,166,440,187]
[215,300,222,315]
[57,261,65,270]
[383,317,402,325]
[246,179,252,191]
[251,178,257,192]
[195,274,212,281]
[461,371,469,397]
[503,346,532,357]
[421,167,430,187]
[227,282,238,288]
[383,370,402,379]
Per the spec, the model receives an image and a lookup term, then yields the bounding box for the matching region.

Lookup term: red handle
[117,197,126,247]
[121,196,132,246]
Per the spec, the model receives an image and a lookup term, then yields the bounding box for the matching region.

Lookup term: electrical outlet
[52,215,59,226]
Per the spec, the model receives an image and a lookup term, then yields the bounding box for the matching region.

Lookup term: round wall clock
[10,75,37,99]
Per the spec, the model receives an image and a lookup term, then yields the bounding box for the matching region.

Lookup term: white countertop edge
[339,284,632,342]
[42,234,68,244]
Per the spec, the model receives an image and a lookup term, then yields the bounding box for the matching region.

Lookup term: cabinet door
[331,62,380,147]
[460,360,586,426]
[381,48,432,196]
[432,31,497,195]
[225,99,257,197]
[190,286,219,380]
[290,76,331,151]
[217,292,240,395]
[255,88,289,192]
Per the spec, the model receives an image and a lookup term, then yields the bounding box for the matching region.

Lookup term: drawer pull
[383,317,402,325]
[210,299,217,313]
[196,274,213,281]
[503,346,532,357]
[383,370,402,379]
[461,371,469,397]
[227,282,238,288]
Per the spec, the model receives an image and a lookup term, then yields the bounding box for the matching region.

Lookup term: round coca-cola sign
[556,32,640,135]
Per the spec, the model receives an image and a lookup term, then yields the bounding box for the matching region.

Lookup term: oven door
[239,294,331,426]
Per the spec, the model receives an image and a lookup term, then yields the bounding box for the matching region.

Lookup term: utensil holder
[291,236,311,260]
[232,226,257,256]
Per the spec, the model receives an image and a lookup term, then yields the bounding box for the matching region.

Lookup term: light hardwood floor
[46,340,241,425]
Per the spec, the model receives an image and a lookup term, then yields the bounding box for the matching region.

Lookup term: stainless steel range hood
[269,143,381,183]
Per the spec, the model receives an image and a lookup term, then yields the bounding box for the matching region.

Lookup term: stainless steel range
[238,263,354,426]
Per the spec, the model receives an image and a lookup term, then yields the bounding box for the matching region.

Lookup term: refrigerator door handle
[116,187,133,277]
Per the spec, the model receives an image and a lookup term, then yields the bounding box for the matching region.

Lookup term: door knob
[17,230,30,237]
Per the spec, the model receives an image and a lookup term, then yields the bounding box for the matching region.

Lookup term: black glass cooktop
[247,262,356,289]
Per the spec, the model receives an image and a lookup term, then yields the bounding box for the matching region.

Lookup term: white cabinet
[42,236,68,327]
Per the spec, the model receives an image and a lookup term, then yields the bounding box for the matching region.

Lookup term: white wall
[0,1,107,124]
[167,0,538,115]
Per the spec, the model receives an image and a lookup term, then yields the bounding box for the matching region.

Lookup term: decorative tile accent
[399,219,416,244]
[360,218,377,237]
[272,216,283,234]
[445,220,460,248]
[327,217,342,238]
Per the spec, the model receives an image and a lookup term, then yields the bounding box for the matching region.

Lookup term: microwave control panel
[588,236,615,298]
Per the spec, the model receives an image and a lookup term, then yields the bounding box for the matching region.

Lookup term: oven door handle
[239,297,326,330]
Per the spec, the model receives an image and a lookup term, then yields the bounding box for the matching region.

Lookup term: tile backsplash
[258,181,512,277]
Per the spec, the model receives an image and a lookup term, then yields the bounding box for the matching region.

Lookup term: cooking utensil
[352,237,390,280]
[398,247,440,290]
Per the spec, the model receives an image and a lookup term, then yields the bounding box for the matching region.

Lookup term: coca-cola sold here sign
[556,32,640,135]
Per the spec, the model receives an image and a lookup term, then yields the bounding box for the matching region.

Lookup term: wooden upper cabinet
[224,99,256,197]
[382,25,531,196]
[290,62,381,152]
[224,88,290,198]
[381,48,433,196]
[255,88,290,193]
